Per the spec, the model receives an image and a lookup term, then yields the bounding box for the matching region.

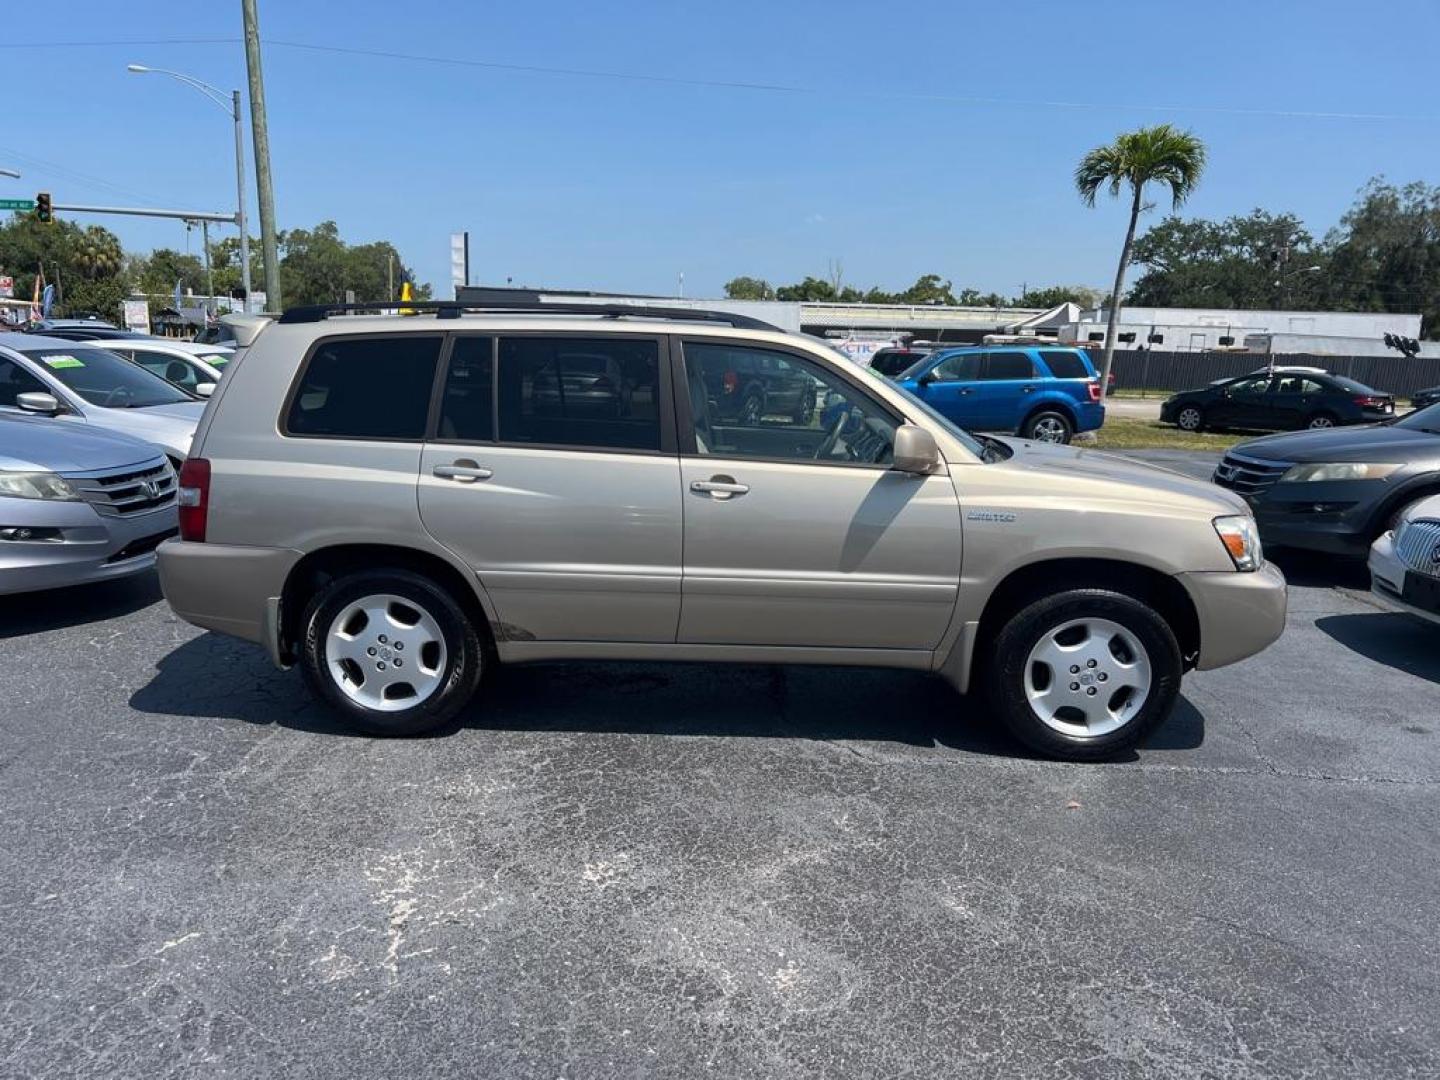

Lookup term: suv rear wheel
[1021,409,1074,444]
[300,568,484,736]
[985,589,1182,760]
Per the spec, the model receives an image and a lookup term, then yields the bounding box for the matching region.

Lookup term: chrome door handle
[433,462,493,482]
[1021,385,1036,393]
[691,478,750,498]
[959,388,975,395]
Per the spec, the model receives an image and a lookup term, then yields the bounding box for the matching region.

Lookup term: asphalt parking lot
[2,450,1438,1079]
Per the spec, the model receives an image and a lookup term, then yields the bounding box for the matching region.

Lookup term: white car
[89,338,234,398]
[1369,493,1440,626]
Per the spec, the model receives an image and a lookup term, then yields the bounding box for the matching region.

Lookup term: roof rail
[276,300,785,333]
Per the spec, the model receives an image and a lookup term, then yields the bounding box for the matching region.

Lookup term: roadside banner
[0,275,12,299]
[122,299,150,334]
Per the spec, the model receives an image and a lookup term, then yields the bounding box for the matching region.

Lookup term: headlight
[0,471,78,501]
[1281,462,1401,483]
[1213,515,1262,572]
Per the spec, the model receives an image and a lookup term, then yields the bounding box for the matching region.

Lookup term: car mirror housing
[15,392,61,416]
[893,423,941,474]
[918,371,936,386]
[195,382,216,398]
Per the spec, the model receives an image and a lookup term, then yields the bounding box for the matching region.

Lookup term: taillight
[1088,381,1103,401]
[1354,395,1389,408]
[177,457,210,542]
[722,370,738,393]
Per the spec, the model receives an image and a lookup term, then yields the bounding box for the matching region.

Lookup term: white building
[1058,306,1424,357]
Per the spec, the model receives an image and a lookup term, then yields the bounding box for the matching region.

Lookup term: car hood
[0,414,163,473]
[1231,423,1440,464]
[80,402,203,458]
[993,437,1248,515]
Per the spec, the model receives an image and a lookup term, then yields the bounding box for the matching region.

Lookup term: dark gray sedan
[0,414,177,594]
[1213,403,1440,555]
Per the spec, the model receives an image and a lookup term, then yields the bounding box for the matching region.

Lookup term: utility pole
[388,253,395,301]
[200,219,214,313]
[242,0,281,311]
[231,89,251,309]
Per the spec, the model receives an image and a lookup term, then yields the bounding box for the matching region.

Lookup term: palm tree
[1076,124,1207,399]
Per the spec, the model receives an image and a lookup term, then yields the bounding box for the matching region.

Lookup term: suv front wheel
[300,568,484,736]
[986,589,1182,760]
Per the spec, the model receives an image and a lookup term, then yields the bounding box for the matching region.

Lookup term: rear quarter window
[1038,350,1092,379]
[285,335,443,440]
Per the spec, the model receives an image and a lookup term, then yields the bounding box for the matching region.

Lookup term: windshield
[1396,402,1440,434]
[21,346,192,408]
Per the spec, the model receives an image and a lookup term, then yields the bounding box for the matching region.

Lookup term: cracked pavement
[1,453,1437,1078]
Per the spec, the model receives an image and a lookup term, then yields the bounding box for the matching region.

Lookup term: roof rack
[276,300,784,333]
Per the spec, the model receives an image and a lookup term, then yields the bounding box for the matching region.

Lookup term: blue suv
[894,345,1105,444]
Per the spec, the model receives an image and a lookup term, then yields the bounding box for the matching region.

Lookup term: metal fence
[1108,350,1440,398]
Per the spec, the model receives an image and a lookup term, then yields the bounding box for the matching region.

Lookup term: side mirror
[918,371,936,387]
[16,391,61,416]
[195,382,216,398]
[892,423,941,474]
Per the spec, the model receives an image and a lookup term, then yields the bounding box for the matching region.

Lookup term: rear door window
[496,337,662,452]
[982,351,1035,380]
[285,335,443,440]
[1038,350,1090,379]
[436,336,495,441]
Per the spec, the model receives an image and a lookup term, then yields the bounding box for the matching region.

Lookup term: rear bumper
[1074,402,1106,433]
[1178,561,1288,669]
[157,540,300,656]
[1369,532,1440,626]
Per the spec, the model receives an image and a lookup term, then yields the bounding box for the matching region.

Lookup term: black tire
[1175,405,1205,433]
[1020,409,1074,444]
[300,568,484,736]
[984,589,1183,761]
[1305,411,1338,430]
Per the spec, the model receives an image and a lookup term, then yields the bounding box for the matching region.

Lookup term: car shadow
[132,632,1206,760]
[1266,547,1371,589]
[0,572,163,640]
[1315,612,1440,685]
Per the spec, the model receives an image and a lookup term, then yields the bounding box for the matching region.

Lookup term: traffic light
[35,192,52,225]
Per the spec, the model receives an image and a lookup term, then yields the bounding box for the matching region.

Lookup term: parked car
[1212,402,1440,554]
[193,323,238,347]
[88,338,232,398]
[1369,492,1440,626]
[155,302,1285,761]
[893,345,1105,444]
[1163,372,1395,433]
[27,321,147,343]
[0,334,205,466]
[868,346,932,378]
[1412,386,1440,410]
[0,413,177,594]
[699,341,816,424]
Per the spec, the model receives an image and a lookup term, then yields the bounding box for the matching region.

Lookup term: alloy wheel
[1023,617,1152,737]
[1031,416,1069,443]
[325,593,448,712]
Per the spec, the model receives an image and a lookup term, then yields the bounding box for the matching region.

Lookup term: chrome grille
[1395,518,1440,578]
[1212,453,1291,497]
[67,458,177,518]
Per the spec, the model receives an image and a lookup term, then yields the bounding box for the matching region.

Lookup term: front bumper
[1369,531,1440,626]
[1177,560,1289,669]
[1216,478,1391,555]
[0,500,177,596]
[157,540,301,660]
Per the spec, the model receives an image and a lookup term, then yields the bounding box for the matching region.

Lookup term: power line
[0,145,171,207]
[0,37,1431,123]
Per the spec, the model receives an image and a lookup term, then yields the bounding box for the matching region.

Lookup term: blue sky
[2,0,1438,301]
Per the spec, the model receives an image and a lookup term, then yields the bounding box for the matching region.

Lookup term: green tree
[723,276,775,301]
[1077,123,1207,395]
[1017,284,1105,309]
[897,274,958,305]
[1127,210,1324,309]
[0,214,129,322]
[1324,178,1440,336]
[278,221,430,306]
[775,276,838,302]
[132,247,207,298]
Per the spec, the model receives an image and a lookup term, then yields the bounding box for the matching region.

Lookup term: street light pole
[0,168,19,179]
[127,65,250,308]
[242,0,282,311]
